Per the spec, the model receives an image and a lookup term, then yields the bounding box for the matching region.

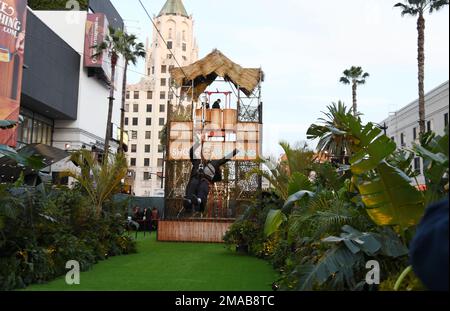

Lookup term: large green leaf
[322,225,381,256]
[264,209,287,237]
[350,123,397,175]
[283,190,315,211]
[287,172,312,196]
[295,246,363,291]
[355,162,424,227]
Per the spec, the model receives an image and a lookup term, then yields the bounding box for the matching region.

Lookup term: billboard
[0,0,28,147]
[84,13,111,81]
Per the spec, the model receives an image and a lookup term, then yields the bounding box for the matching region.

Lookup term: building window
[169,65,174,72]
[126,91,130,99]
[159,131,164,139]
[144,172,151,181]
[145,131,151,139]
[147,68,151,76]
[427,120,432,133]
[144,158,150,167]
[182,42,187,52]
[146,118,152,126]
[145,145,151,153]
[160,104,165,113]
[133,104,139,113]
[132,118,138,126]
[161,78,166,87]
[400,133,405,146]
[131,131,138,139]
[130,158,136,166]
[125,118,129,126]
[413,127,417,140]
[168,28,173,39]
[158,145,164,153]
[167,41,173,49]
[157,158,164,167]
[445,113,449,128]
[147,104,152,113]
[131,145,137,153]
[161,65,167,74]
[159,118,165,126]
[125,104,129,112]
[147,91,153,100]
[160,91,166,100]
[168,92,174,100]
[182,30,186,41]
[167,54,172,59]
[133,91,139,99]
[414,157,421,174]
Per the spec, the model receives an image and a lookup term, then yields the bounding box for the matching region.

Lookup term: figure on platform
[183,140,238,215]
[212,99,221,109]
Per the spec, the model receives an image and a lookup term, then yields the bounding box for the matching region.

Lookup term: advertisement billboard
[0,0,28,147]
[84,13,111,81]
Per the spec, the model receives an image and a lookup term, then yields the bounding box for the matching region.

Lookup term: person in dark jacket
[183,141,238,213]
[409,197,449,291]
[212,99,221,109]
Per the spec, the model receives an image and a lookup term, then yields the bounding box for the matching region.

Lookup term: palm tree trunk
[119,61,128,154]
[417,13,426,135]
[352,82,358,116]
[104,53,117,156]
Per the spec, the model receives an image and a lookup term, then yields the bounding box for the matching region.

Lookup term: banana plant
[413,129,449,205]
[264,172,315,237]
[346,117,425,228]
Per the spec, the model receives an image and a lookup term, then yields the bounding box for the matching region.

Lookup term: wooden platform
[157,219,235,243]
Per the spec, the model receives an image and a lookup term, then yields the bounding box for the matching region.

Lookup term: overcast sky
[111,0,449,158]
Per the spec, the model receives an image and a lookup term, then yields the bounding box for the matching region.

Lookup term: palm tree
[339,66,370,116]
[93,26,128,156]
[307,101,360,164]
[63,150,128,217]
[119,34,146,154]
[394,0,449,134]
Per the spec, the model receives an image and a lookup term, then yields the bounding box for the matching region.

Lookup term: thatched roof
[170,49,264,102]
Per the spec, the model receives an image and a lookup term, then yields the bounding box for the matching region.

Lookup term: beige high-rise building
[125,0,198,197]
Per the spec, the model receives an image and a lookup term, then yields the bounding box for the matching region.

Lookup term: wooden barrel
[210,109,223,130]
[195,108,212,129]
[223,109,237,130]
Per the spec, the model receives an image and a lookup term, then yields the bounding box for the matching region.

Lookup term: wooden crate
[157,219,234,243]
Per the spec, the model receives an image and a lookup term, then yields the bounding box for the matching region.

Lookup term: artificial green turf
[24,233,278,291]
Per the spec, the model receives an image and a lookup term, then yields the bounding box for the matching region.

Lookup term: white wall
[34,11,124,152]
[381,81,449,185]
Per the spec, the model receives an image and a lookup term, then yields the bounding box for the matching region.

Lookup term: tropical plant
[62,150,128,217]
[250,142,314,200]
[413,129,449,204]
[93,26,128,156]
[394,0,449,134]
[339,66,370,116]
[120,34,146,153]
[307,101,360,163]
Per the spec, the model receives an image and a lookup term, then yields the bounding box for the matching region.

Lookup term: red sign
[0,0,28,147]
[84,13,111,80]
